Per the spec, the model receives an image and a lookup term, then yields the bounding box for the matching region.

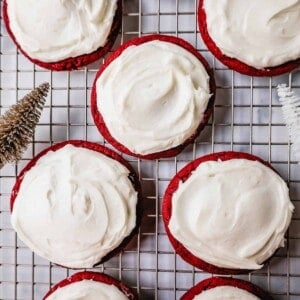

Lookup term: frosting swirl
[7,0,118,62]
[203,0,300,68]
[45,280,129,300]
[193,286,259,300]
[11,144,137,268]
[169,159,294,270]
[96,40,211,155]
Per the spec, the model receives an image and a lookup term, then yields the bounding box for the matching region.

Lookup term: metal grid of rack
[1,0,300,299]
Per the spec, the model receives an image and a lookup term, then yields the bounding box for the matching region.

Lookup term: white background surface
[1,0,300,299]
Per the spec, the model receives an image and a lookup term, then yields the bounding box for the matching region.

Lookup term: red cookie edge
[43,271,138,300]
[198,0,300,77]
[181,277,273,300]
[3,0,122,71]
[162,151,278,275]
[91,34,216,160]
[10,140,143,268]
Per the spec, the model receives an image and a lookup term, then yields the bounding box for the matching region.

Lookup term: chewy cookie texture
[181,277,273,300]
[10,141,142,269]
[3,0,122,70]
[198,0,300,76]
[163,151,294,274]
[91,34,215,159]
[43,271,137,300]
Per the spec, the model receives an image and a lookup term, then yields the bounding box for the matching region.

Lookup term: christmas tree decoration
[0,83,49,168]
[277,84,300,161]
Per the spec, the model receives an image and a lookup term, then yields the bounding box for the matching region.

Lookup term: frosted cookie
[163,151,294,274]
[198,0,300,76]
[91,35,215,159]
[3,0,121,70]
[181,277,273,300]
[43,271,137,300]
[11,140,142,268]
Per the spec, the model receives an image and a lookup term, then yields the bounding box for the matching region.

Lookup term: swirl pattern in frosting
[203,0,300,68]
[169,159,294,270]
[96,40,211,155]
[45,280,129,300]
[11,144,137,268]
[7,0,118,62]
[193,286,259,300]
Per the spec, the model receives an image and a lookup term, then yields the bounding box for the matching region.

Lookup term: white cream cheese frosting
[45,280,129,300]
[203,0,300,69]
[7,0,118,62]
[11,144,137,268]
[169,158,294,270]
[96,40,211,155]
[193,286,259,300]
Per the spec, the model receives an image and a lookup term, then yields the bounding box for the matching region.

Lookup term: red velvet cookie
[3,0,122,71]
[162,151,293,274]
[10,140,142,268]
[43,271,137,300]
[181,277,273,300]
[91,34,216,160]
[198,0,300,77]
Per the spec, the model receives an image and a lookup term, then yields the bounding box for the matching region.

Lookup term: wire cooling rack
[1,0,300,299]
